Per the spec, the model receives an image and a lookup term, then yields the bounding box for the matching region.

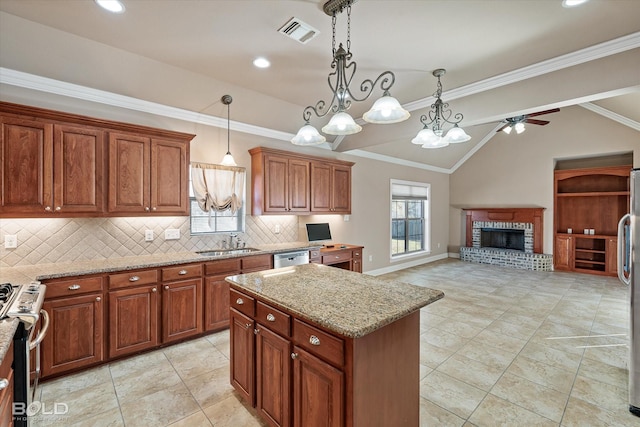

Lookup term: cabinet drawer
[293,319,344,367]
[256,301,290,337]
[241,254,272,272]
[322,251,351,264]
[45,276,104,298]
[353,249,362,259]
[230,288,255,317]
[109,269,158,289]
[309,249,321,261]
[205,258,242,276]
[161,264,202,282]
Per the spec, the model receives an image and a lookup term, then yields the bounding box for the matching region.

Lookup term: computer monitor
[306,223,332,245]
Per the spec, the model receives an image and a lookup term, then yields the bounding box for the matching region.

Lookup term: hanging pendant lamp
[220,95,237,166]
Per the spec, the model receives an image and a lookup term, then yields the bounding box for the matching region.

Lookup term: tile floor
[32,259,638,426]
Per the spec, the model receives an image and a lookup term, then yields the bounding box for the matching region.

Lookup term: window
[390,180,430,257]
[189,164,245,235]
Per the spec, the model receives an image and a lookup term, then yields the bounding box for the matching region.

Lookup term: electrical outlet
[4,234,17,249]
[274,224,281,234]
[164,229,180,240]
[368,255,373,262]
[145,230,154,242]
[437,243,441,248]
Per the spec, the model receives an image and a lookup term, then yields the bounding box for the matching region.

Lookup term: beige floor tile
[420,341,455,368]
[420,398,465,427]
[203,394,267,427]
[456,340,517,371]
[120,382,200,427]
[420,371,486,419]
[518,340,583,372]
[421,327,469,352]
[473,328,528,353]
[577,356,628,389]
[182,365,235,408]
[39,364,112,397]
[112,356,183,401]
[431,318,484,339]
[485,317,539,340]
[562,396,638,427]
[66,407,124,427]
[490,372,568,422]
[436,354,504,392]
[582,343,629,370]
[469,394,558,426]
[507,355,576,394]
[108,349,169,380]
[168,411,213,427]
[164,337,229,380]
[570,375,628,411]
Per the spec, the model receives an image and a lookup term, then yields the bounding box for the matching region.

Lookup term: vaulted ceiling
[1,0,638,171]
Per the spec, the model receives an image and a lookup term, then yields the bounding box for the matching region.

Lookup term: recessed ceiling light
[562,0,589,7]
[253,57,270,69]
[95,0,125,14]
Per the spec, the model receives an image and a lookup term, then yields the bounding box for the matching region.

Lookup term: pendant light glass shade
[411,128,438,145]
[322,112,362,135]
[362,95,410,124]
[221,152,237,166]
[444,125,471,144]
[291,124,326,145]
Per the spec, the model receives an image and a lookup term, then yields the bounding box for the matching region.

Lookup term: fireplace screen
[481,228,525,251]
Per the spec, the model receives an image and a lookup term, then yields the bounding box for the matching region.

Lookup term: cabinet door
[330,165,351,214]
[42,294,104,377]
[310,162,332,213]
[554,235,573,271]
[256,325,291,427]
[0,117,53,215]
[230,309,255,405]
[205,275,231,332]
[288,158,310,213]
[108,132,151,213]
[151,138,188,215]
[162,278,203,343]
[292,345,343,427]
[606,237,618,275]
[264,154,290,213]
[54,124,105,214]
[109,285,159,358]
[0,342,12,427]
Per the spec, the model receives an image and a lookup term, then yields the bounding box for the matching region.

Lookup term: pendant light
[220,95,237,166]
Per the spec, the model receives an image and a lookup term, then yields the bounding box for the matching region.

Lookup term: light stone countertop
[226,263,444,338]
[0,241,320,363]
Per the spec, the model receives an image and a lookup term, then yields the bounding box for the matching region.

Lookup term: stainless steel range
[0,282,48,427]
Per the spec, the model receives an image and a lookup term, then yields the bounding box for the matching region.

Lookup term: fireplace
[481,228,525,251]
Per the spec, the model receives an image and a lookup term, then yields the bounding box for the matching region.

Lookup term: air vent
[278,17,319,44]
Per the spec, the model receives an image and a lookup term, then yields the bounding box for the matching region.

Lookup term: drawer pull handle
[164,285,169,290]
[236,298,244,305]
[309,335,321,346]
[355,253,360,256]
[291,352,298,360]
[152,287,157,293]
[96,297,101,302]
[0,379,8,390]
[129,276,140,282]
[335,256,340,259]
[68,284,81,290]
[266,313,276,322]
[178,270,187,275]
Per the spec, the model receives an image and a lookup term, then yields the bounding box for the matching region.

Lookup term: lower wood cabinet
[554,234,618,276]
[230,309,255,404]
[161,277,203,344]
[311,245,364,273]
[257,324,291,427]
[0,342,13,427]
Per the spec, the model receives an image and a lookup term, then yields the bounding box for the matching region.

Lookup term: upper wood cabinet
[249,147,354,216]
[0,101,194,218]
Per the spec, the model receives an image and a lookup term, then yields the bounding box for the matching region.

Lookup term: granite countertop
[226,263,444,338]
[0,241,321,363]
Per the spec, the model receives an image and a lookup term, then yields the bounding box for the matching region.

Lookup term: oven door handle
[29,309,50,351]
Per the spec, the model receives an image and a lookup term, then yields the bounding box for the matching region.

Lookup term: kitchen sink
[196,248,261,257]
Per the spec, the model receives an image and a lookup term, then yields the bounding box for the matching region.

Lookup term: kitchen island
[226,263,444,427]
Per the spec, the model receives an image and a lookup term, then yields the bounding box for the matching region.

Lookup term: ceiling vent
[278,17,319,44]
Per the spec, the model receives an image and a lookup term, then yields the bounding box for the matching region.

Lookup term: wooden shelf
[575,249,605,254]
[556,191,629,197]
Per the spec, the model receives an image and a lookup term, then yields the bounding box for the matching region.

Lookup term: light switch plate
[4,234,17,249]
[164,229,180,240]
[145,230,154,242]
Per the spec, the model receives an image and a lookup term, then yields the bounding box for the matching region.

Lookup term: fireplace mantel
[463,208,545,254]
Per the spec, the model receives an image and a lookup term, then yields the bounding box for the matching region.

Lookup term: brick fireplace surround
[459,208,552,271]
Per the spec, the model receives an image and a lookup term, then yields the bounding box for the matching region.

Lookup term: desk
[310,244,364,273]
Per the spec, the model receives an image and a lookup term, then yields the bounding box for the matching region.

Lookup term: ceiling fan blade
[496,123,510,132]
[526,108,560,118]
[525,119,550,126]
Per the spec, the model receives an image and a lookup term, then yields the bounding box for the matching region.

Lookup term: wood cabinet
[0,342,13,427]
[160,264,203,343]
[311,245,364,273]
[41,275,105,377]
[230,308,255,405]
[554,165,630,275]
[204,258,241,332]
[0,101,193,218]
[250,147,354,216]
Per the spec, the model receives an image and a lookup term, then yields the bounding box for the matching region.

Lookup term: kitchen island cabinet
[227,263,444,427]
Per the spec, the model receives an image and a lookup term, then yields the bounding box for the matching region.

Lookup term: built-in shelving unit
[554,165,631,276]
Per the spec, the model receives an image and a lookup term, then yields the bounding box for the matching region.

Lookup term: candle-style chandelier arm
[350,70,396,103]
[418,99,464,131]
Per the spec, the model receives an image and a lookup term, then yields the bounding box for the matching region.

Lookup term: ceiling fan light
[515,122,526,134]
[411,128,438,145]
[291,124,326,145]
[95,0,125,13]
[502,125,513,134]
[362,95,410,124]
[444,125,471,144]
[562,0,589,8]
[322,112,362,135]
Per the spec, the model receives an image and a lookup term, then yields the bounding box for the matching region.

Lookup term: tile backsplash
[0,215,300,268]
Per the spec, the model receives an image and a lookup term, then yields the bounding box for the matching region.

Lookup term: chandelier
[411,69,471,149]
[291,0,409,145]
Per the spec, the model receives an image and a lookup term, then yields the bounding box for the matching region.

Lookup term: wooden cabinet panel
[230,309,255,405]
[554,235,573,271]
[161,278,203,343]
[256,325,291,427]
[42,294,104,376]
[292,346,343,427]
[289,158,311,212]
[0,117,53,214]
[264,154,289,213]
[242,254,272,272]
[330,164,351,214]
[45,275,103,299]
[0,342,13,427]
[311,163,352,214]
[231,288,256,317]
[109,269,158,289]
[151,138,189,214]
[293,319,344,368]
[161,263,202,281]
[205,275,231,332]
[108,132,151,213]
[606,237,618,275]
[310,163,331,212]
[109,285,159,358]
[257,301,291,337]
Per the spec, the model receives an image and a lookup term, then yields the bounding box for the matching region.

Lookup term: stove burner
[0,283,13,301]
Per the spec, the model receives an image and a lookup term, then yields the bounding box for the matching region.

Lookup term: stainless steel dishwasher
[273,250,310,268]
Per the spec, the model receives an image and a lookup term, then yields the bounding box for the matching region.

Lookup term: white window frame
[390,179,430,259]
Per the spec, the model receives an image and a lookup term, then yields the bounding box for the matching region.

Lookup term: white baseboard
[364,253,449,276]
[448,252,460,259]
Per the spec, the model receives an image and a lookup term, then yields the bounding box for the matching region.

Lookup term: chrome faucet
[228,233,238,249]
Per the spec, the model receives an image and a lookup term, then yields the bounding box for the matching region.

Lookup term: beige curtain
[191,162,245,214]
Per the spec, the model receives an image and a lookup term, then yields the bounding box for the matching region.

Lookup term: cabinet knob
[44,206,52,212]
[145,207,150,212]
[335,256,340,259]
[245,323,251,330]
[164,285,169,290]
[236,298,244,305]
[129,276,140,282]
[96,297,101,302]
[68,284,81,290]
[309,335,321,346]
[254,328,260,335]
[178,270,187,275]
[152,287,157,292]
[266,313,276,322]
[55,206,61,211]
[0,379,8,390]
[291,352,298,360]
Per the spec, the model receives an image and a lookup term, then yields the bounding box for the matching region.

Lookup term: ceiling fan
[497,108,560,134]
